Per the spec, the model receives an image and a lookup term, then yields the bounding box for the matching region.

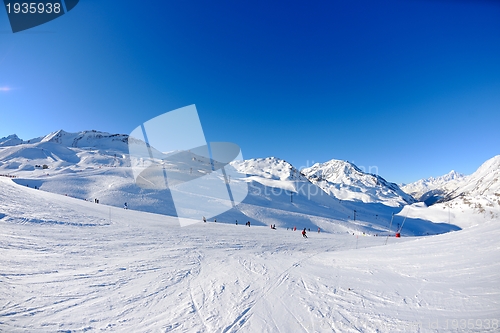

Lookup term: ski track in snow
[1,177,499,332]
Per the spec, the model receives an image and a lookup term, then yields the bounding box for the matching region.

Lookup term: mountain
[402,170,465,205]
[40,129,130,152]
[0,130,131,173]
[403,156,500,206]
[230,157,309,192]
[0,130,463,235]
[397,155,500,229]
[301,159,416,207]
[445,155,500,199]
[0,134,24,147]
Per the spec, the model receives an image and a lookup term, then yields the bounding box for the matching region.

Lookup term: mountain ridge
[301,159,415,207]
[1,129,497,234]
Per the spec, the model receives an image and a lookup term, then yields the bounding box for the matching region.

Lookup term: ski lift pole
[384,212,394,245]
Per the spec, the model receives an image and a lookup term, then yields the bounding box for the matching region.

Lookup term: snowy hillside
[444,155,500,200]
[1,176,499,332]
[1,130,499,331]
[398,155,500,229]
[230,157,309,192]
[40,129,130,152]
[0,134,25,147]
[301,159,415,207]
[0,131,462,236]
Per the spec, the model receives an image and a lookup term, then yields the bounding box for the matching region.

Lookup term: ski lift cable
[384,212,394,245]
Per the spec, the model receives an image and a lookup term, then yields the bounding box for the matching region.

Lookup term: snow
[41,130,130,152]
[447,155,500,199]
[1,131,499,331]
[301,159,415,207]
[0,131,476,237]
[402,171,466,203]
[0,134,24,147]
[1,176,499,332]
[403,156,500,204]
[400,155,500,229]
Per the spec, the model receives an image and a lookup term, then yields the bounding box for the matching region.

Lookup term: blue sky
[0,0,499,184]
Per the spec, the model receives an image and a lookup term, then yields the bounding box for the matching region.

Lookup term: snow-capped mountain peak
[302,159,373,184]
[0,134,24,147]
[402,170,466,201]
[439,170,464,182]
[40,129,130,152]
[447,155,500,199]
[301,159,415,207]
[402,156,500,212]
[230,157,307,182]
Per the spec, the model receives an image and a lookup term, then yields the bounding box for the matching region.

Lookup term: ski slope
[1,131,461,236]
[1,177,499,332]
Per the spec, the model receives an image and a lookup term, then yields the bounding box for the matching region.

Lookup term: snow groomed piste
[0,131,499,332]
[0,175,499,332]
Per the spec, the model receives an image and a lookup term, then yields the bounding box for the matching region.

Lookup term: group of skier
[199,216,322,239]
[202,216,251,227]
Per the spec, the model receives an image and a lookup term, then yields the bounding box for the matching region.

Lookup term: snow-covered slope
[0,130,465,236]
[0,134,24,147]
[0,131,457,235]
[40,129,130,152]
[301,159,415,207]
[231,157,309,192]
[445,155,500,200]
[398,155,500,229]
[0,176,498,332]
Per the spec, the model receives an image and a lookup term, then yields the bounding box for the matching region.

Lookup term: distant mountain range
[401,170,465,205]
[0,130,130,151]
[402,156,500,206]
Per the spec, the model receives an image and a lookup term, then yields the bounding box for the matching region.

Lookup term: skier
[293,226,296,231]
[124,202,128,209]
[203,216,206,223]
[317,227,320,233]
[302,228,307,238]
[236,220,238,225]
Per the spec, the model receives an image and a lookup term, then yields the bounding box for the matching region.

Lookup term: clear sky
[0,0,499,184]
